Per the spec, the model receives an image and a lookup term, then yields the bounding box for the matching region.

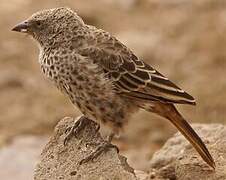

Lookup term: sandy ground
[0,0,226,176]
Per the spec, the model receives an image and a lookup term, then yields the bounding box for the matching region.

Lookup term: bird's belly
[69,85,129,131]
[40,57,137,132]
[59,73,136,132]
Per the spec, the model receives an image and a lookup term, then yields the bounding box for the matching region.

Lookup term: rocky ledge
[34,117,226,180]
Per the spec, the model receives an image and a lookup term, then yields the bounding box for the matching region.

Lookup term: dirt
[0,0,226,172]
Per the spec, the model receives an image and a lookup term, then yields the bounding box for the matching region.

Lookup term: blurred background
[1,0,226,179]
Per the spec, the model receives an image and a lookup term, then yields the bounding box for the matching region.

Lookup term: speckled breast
[39,49,134,131]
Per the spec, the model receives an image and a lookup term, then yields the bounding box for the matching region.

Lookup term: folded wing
[79,30,196,105]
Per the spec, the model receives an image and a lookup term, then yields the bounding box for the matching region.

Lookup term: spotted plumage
[12,7,215,168]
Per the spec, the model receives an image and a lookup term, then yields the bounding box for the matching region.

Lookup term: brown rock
[149,124,226,180]
[34,118,226,180]
[34,117,137,180]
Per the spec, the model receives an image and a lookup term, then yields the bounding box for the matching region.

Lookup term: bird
[12,7,215,169]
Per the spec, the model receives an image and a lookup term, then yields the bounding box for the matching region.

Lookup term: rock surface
[34,118,226,180]
[149,124,226,180]
[34,117,138,180]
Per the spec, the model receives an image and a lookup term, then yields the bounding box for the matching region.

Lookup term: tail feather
[144,104,215,169]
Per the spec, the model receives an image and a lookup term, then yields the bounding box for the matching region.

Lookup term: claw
[63,116,88,146]
[79,142,119,165]
[63,117,118,165]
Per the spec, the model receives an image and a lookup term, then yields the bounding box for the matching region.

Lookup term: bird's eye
[36,21,41,26]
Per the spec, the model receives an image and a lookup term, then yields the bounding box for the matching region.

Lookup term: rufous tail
[145,103,215,169]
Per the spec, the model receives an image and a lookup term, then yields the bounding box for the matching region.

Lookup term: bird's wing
[79,30,196,105]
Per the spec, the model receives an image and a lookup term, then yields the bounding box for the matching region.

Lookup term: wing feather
[78,29,196,105]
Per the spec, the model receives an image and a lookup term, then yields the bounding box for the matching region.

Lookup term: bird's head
[12,7,84,46]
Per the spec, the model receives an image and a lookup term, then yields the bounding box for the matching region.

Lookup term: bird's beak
[12,21,29,33]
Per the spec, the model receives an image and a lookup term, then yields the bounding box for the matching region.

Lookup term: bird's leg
[64,115,99,146]
[79,132,119,165]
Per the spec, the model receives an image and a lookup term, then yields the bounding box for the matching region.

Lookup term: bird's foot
[64,118,118,165]
[79,139,119,165]
[63,116,99,146]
